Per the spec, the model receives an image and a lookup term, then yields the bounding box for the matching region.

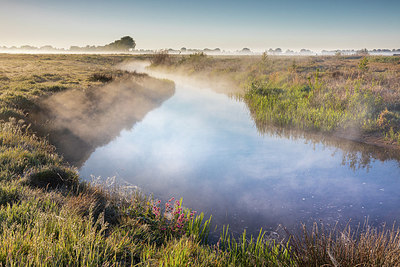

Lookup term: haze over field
[2,0,400,265]
[1,0,400,51]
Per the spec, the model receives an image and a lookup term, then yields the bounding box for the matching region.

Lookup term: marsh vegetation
[150,53,400,149]
[1,53,400,266]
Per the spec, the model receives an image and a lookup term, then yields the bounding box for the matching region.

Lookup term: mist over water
[30,73,174,167]
[78,62,400,239]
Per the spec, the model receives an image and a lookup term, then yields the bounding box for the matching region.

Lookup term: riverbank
[0,54,214,265]
[1,54,400,265]
[150,53,400,151]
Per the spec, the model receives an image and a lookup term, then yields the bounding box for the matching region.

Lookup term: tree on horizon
[104,36,136,51]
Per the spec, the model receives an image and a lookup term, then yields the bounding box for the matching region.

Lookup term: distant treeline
[70,36,135,52]
[1,37,400,55]
[0,36,136,52]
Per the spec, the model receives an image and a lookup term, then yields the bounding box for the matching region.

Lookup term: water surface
[80,66,400,238]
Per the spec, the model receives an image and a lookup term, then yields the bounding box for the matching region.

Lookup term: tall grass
[244,72,383,134]
[187,212,212,244]
[290,222,400,266]
[218,225,294,266]
[150,50,170,66]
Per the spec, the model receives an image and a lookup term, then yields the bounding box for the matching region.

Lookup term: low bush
[22,165,79,189]
[89,73,113,83]
[150,50,170,66]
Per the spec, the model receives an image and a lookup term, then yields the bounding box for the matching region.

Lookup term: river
[79,62,400,239]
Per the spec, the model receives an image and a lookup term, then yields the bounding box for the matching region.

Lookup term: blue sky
[1,0,399,51]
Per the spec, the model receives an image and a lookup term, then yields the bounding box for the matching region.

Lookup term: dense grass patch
[244,72,384,133]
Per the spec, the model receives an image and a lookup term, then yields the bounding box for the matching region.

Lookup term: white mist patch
[31,72,175,167]
[119,60,242,96]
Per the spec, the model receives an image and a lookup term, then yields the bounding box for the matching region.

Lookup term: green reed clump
[186,210,212,244]
[218,225,294,266]
[358,57,369,72]
[138,225,294,266]
[140,236,224,266]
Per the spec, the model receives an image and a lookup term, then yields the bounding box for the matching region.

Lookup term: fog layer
[30,73,175,167]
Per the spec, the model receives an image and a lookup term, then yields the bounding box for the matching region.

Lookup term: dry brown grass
[0,54,135,94]
[64,187,120,225]
[153,55,400,102]
[290,222,400,266]
[150,50,170,66]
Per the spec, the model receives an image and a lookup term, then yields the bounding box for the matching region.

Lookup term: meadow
[0,53,400,266]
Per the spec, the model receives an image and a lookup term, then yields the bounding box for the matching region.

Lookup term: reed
[290,222,400,266]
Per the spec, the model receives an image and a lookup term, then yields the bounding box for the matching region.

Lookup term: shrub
[123,197,211,245]
[188,52,207,60]
[150,50,170,66]
[89,73,113,83]
[358,57,369,72]
[42,85,67,92]
[0,75,10,81]
[22,165,79,189]
[377,108,400,132]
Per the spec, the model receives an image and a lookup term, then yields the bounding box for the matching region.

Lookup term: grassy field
[1,53,400,266]
[150,53,400,149]
[0,54,132,123]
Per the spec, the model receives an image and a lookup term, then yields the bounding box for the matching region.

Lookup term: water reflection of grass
[252,124,400,170]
